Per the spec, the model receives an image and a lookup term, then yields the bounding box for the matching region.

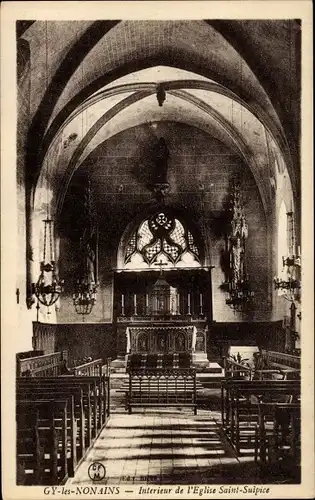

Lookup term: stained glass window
[124,212,201,269]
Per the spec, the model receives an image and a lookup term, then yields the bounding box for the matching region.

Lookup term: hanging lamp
[72,179,98,315]
[274,211,301,301]
[34,219,64,306]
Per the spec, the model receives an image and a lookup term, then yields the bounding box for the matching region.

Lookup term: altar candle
[187,293,191,315]
[121,294,125,315]
[134,293,137,315]
[200,293,203,315]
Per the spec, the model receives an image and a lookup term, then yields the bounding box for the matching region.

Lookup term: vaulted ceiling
[19,20,300,219]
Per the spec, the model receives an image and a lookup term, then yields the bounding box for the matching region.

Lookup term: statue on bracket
[221,177,254,312]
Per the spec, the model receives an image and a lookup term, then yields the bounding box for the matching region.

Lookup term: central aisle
[67,409,260,485]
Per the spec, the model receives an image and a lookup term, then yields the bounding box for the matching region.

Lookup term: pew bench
[17,399,70,485]
[18,375,109,443]
[221,379,300,454]
[254,402,301,466]
[16,352,112,486]
[17,387,84,463]
[17,351,68,377]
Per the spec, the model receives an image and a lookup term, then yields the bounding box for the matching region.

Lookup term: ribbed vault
[20,19,300,213]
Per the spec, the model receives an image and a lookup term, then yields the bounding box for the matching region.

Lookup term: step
[110,359,224,374]
[197,362,224,374]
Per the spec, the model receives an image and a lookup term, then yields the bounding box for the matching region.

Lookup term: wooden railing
[101,358,112,377]
[224,350,301,381]
[223,356,253,379]
[260,350,300,370]
[17,352,65,377]
[73,358,103,376]
[223,355,289,381]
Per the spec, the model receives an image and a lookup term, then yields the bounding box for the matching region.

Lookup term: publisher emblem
[88,462,106,481]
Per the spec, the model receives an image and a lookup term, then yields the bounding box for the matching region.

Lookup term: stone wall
[58,122,269,324]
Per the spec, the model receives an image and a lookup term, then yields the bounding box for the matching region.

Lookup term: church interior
[14,19,303,486]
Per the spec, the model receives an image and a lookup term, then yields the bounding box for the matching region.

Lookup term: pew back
[221,378,300,454]
[16,369,111,486]
[17,399,69,485]
[17,351,67,377]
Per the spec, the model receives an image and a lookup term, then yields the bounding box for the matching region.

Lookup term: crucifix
[154,259,168,275]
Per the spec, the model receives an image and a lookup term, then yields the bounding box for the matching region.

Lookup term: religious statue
[195,335,205,351]
[175,334,185,351]
[138,334,148,352]
[231,236,245,284]
[158,335,167,351]
[229,182,248,285]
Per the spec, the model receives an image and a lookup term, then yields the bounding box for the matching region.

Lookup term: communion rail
[126,353,197,414]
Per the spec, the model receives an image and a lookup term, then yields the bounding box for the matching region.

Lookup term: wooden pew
[17,387,84,464]
[223,355,288,382]
[231,382,300,454]
[16,353,111,485]
[255,402,301,467]
[259,350,300,371]
[254,350,300,380]
[221,354,300,428]
[223,356,253,380]
[17,351,67,377]
[17,375,108,445]
[17,399,69,485]
[221,379,300,454]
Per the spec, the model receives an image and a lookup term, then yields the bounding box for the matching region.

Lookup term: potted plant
[228,352,251,379]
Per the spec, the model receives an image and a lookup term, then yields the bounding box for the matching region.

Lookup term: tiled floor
[67,408,263,485]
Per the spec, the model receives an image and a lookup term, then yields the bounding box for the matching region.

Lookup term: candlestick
[200,292,203,315]
[176,293,180,315]
[187,292,191,315]
[145,293,149,314]
[121,294,125,316]
[134,293,137,316]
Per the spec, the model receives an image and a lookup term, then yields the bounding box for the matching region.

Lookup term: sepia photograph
[1,1,314,499]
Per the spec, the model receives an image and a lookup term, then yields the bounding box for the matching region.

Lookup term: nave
[11,16,310,495]
[16,350,301,487]
[66,410,260,486]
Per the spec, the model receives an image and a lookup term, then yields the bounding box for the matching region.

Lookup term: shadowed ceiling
[19,20,300,220]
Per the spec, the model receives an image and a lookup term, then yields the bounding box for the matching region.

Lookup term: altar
[114,266,212,369]
[126,325,197,354]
